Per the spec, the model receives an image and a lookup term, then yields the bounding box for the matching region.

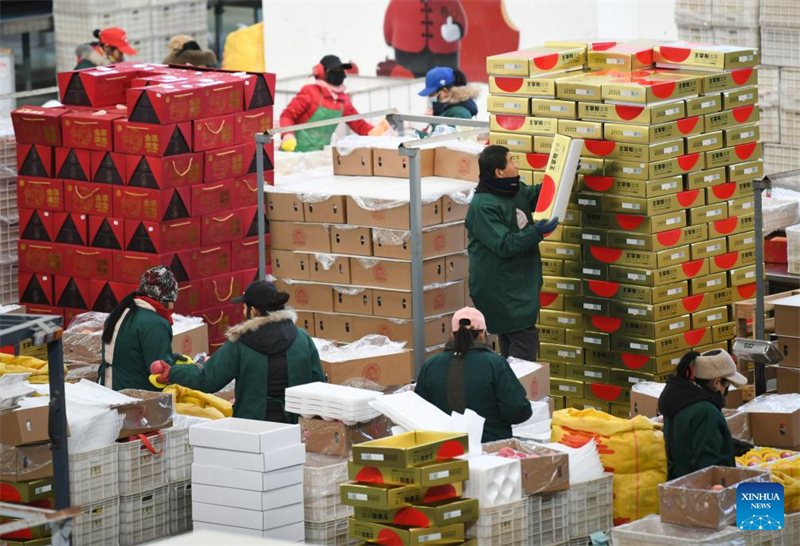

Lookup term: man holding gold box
[466,145,558,361]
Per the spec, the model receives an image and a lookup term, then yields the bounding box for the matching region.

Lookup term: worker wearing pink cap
[414,307,532,442]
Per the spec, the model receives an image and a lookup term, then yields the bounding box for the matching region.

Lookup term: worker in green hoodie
[150,280,325,422]
[658,349,748,479]
[465,145,558,362]
[414,307,532,442]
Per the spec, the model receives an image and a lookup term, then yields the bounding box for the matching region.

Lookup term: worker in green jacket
[418,67,479,135]
[465,145,558,361]
[415,307,532,442]
[100,266,178,392]
[658,349,747,479]
[150,280,326,423]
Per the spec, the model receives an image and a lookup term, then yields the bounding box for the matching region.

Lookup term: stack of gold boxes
[342,431,479,545]
[487,41,761,415]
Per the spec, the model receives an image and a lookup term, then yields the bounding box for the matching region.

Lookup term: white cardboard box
[192,501,304,531]
[192,483,304,511]
[189,418,300,453]
[191,463,304,492]
[192,443,306,473]
[194,521,305,542]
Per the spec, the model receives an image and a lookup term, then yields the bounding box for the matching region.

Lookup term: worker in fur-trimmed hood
[162,34,217,67]
[150,280,325,422]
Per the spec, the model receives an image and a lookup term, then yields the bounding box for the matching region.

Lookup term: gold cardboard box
[601,160,649,181]
[487,46,586,76]
[689,272,729,295]
[489,75,556,97]
[490,115,558,135]
[581,210,686,234]
[608,258,709,287]
[613,326,712,357]
[686,131,723,154]
[654,43,759,71]
[692,307,730,329]
[713,321,737,343]
[565,329,611,350]
[709,249,756,274]
[540,291,566,311]
[617,315,692,339]
[557,119,603,140]
[601,190,705,216]
[567,364,612,383]
[580,296,613,315]
[582,139,685,162]
[555,72,608,102]
[579,174,682,198]
[606,224,708,252]
[689,203,729,225]
[691,237,728,260]
[351,431,468,469]
[708,215,754,238]
[705,143,762,169]
[551,378,585,397]
[586,244,691,269]
[350,519,465,546]
[539,309,583,329]
[729,264,758,287]
[727,231,756,252]
[542,276,582,295]
[648,153,706,179]
[534,135,555,153]
[509,151,550,171]
[728,197,754,217]
[601,71,700,104]
[579,227,610,246]
[539,241,581,262]
[728,160,762,182]
[722,86,758,110]
[578,102,685,125]
[723,123,759,147]
[487,95,531,115]
[685,94,722,116]
[540,343,585,365]
[704,105,760,132]
[686,167,726,190]
[583,279,690,305]
[604,116,703,144]
[577,157,605,175]
[353,499,479,529]
[565,261,607,278]
[532,98,578,118]
[706,181,749,204]
[587,40,661,71]
[489,132,533,153]
[673,67,758,94]
[347,460,469,488]
[541,259,565,277]
[539,325,566,344]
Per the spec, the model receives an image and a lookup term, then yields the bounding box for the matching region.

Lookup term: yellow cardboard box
[352,431,468,469]
[654,43,759,71]
[686,131,723,154]
[648,153,706,178]
[579,174,682,198]
[350,519,465,546]
[487,46,586,76]
[685,94,722,116]
[579,101,685,125]
[487,95,531,115]
[705,143,762,169]
[540,343,585,365]
[601,71,700,104]
[689,272,729,295]
[587,40,661,71]
[723,124,759,147]
[557,119,603,140]
[489,132,533,153]
[727,232,756,253]
[708,215,754,238]
[608,258,709,287]
[686,167,726,190]
[347,459,468,488]
[532,98,577,118]
[582,139,685,162]
[722,87,758,110]
[585,244,691,269]
[534,135,554,153]
[673,68,758,94]
[692,307,729,329]
[539,309,583,329]
[689,203,729,225]
[353,498,479,528]
[604,116,703,144]
[690,237,728,260]
[490,115,558,135]
[489,75,556,98]
[728,160,762,182]
[606,224,708,252]
[601,190,705,216]
[704,105,760,132]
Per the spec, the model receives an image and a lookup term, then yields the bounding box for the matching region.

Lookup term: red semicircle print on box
[678,154,700,171]
[437,440,465,460]
[712,183,736,200]
[591,247,623,263]
[659,46,692,62]
[355,466,385,483]
[657,229,682,247]
[652,81,676,99]
[392,507,430,528]
[589,280,619,298]
[738,283,757,299]
[734,105,755,123]
[494,77,523,93]
[591,316,622,333]
[528,153,548,169]
[615,105,645,121]
[714,217,738,235]
[585,176,614,192]
[496,115,526,131]
[622,353,651,370]
[685,328,707,346]
[735,142,757,160]
[540,292,559,307]
[616,214,645,230]
[677,117,700,134]
[377,528,404,546]
[732,68,754,85]
[682,259,705,277]
[534,53,559,70]
[682,294,706,313]
[585,140,617,156]
[536,175,556,213]
[714,252,739,270]
[678,190,700,207]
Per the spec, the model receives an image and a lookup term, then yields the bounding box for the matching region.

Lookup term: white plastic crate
[53,0,150,12]
[72,496,119,546]
[305,491,353,524]
[677,25,715,44]
[612,514,745,546]
[0,167,16,223]
[759,66,780,108]
[713,26,760,48]
[761,0,800,28]
[763,197,800,234]
[467,498,529,546]
[304,518,355,546]
[70,444,119,506]
[304,454,352,523]
[712,0,761,28]
[0,262,18,305]
[762,27,800,68]
[780,109,800,145]
[675,0,714,25]
[528,490,569,546]
[150,2,207,40]
[117,433,168,496]
[567,474,614,541]
[765,145,800,178]
[0,220,19,263]
[166,427,192,483]
[787,223,800,275]
[119,486,170,546]
[168,480,192,536]
[760,107,781,143]
[0,125,15,173]
[54,9,150,47]
[780,68,800,112]
[55,38,153,73]
[784,511,800,545]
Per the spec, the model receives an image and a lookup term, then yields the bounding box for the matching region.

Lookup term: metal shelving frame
[255,112,488,375]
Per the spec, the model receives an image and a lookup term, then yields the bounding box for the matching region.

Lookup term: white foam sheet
[543,440,605,485]
[284,382,382,424]
[369,391,450,432]
[463,454,522,508]
[632,381,667,397]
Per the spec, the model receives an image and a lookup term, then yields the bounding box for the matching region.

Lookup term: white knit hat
[693,349,748,386]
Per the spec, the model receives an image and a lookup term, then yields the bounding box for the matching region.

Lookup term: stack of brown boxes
[342,431,478,545]
[488,41,761,415]
[772,295,800,395]
[267,165,473,370]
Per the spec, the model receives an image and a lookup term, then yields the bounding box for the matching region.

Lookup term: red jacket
[279,83,373,137]
[384,0,467,55]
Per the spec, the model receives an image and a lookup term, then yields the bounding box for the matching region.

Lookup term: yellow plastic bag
[222,23,264,72]
[552,408,667,525]
[0,353,65,383]
[164,384,233,420]
[768,458,800,512]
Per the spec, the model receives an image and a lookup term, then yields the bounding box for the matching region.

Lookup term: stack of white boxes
[189,418,307,542]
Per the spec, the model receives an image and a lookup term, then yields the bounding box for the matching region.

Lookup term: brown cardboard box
[333,286,373,315]
[350,257,445,290]
[483,439,569,494]
[0,443,52,482]
[299,416,393,457]
[372,282,464,319]
[269,222,331,253]
[321,351,413,387]
[274,280,334,313]
[266,192,304,221]
[330,226,372,256]
[775,366,800,395]
[114,391,173,439]
[295,311,315,336]
[354,315,451,347]
[774,295,800,337]
[0,407,53,447]
[509,360,550,401]
[333,147,373,176]
[304,195,346,224]
[434,146,479,182]
[373,147,435,178]
[442,195,470,223]
[630,389,661,418]
[659,466,769,529]
[172,322,209,360]
[373,224,466,260]
[776,336,800,367]
[310,255,351,285]
[270,250,311,280]
[445,252,468,283]
[749,406,800,448]
[345,197,442,230]
[723,409,752,442]
[314,313,357,342]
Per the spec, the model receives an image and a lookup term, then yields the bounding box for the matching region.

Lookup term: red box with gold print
[61,109,126,152]
[19,209,54,242]
[17,144,54,178]
[113,250,192,285]
[202,208,245,246]
[18,272,55,306]
[232,172,274,207]
[88,280,136,313]
[204,144,248,183]
[201,271,244,309]
[54,276,92,311]
[241,205,268,239]
[123,218,201,255]
[175,68,275,109]
[64,181,113,216]
[242,141,275,175]
[18,241,66,275]
[231,236,270,272]
[191,178,236,217]
[113,119,193,157]
[11,106,69,146]
[113,186,191,222]
[201,78,245,117]
[58,65,141,107]
[124,153,203,189]
[55,147,92,181]
[126,83,206,124]
[90,151,127,185]
[175,281,203,316]
[88,216,124,250]
[191,243,232,279]
[193,114,236,152]
[67,245,114,281]
[53,212,89,246]
[193,304,243,340]
[17,177,64,212]
[235,107,273,144]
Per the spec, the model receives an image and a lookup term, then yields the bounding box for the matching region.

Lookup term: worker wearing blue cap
[419,66,479,126]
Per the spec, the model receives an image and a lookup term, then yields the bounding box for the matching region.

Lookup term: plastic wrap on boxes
[483,438,571,494]
[632,381,667,398]
[63,312,105,365]
[658,466,770,529]
[299,415,394,458]
[372,228,411,247]
[313,253,339,271]
[722,409,751,443]
[0,442,52,481]
[317,334,407,362]
[762,197,800,235]
[116,389,174,438]
[740,393,800,413]
[612,514,745,546]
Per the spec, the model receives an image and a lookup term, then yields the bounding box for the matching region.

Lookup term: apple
[780,452,795,459]
[748,462,760,467]
[710,485,725,491]
[765,456,778,462]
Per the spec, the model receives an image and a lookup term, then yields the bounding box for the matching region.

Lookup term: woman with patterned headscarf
[99,266,179,391]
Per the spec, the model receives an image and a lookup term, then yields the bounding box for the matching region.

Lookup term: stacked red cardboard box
[11,62,275,353]
[487,41,761,415]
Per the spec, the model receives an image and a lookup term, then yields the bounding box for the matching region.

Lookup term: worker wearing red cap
[75,27,137,69]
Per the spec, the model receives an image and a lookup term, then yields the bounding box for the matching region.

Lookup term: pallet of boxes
[10,62,275,354]
[488,40,761,415]
[267,135,480,358]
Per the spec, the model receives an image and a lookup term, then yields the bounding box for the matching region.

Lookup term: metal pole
[400,147,426,377]
[753,177,770,395]
[47,335,70,510]
[256,134,271,281]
